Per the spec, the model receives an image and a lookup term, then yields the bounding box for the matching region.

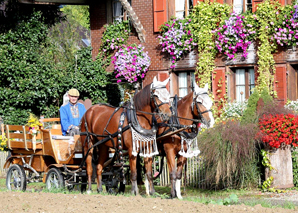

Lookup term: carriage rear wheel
[6,164,27,192]
[46,168,65,190]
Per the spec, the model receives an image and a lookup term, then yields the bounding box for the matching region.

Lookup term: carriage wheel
[6,164,27,192]
[45,168,65,190]
[80,176,87,193]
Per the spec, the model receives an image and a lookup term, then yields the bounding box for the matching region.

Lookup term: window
[175,0,193,18]
[112,0,131,22]
[233,0,252,14]
[234,68,255,102]
[178,71,195,98]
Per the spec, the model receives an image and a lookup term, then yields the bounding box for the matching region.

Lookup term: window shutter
[158,72,170,90]
[193,0,204,6]
[279,0,285,6]
[274,64,287,105]
[153,0,167,32]
[252,0,263,12]
[212,68,226,101]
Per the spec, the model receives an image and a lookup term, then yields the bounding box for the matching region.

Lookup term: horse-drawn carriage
[2,77,214,199]
[3,117,130,193]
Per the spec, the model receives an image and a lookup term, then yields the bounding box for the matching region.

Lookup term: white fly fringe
[131,127,159,157]
[178,136,200,158]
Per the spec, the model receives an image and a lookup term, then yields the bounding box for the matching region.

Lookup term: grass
[0,177,297,210]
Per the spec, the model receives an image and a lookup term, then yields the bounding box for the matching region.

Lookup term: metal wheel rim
[47,172,60,189]
[7,168,22,190]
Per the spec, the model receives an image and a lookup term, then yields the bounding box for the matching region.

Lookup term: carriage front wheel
[46,168,65,190]
[6,164,27,192]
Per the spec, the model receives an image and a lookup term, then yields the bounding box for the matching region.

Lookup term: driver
[60,88,86,136]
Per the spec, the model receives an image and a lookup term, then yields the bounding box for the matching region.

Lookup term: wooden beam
[18,0,89,5]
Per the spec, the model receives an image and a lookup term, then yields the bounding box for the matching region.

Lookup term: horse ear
[161,77,170,86]
[204,83,208,91]
[194,83,200,94]
[152,76,157,88]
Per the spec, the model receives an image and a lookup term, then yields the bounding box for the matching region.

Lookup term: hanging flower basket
[213,12,257,59]
[158,18,197,69]
[112,44,151,83]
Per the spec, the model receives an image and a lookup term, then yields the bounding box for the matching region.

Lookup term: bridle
[150,85,170,121]
[192,92,212,127]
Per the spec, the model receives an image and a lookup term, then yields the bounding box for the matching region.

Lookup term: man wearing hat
[60,88,86,136]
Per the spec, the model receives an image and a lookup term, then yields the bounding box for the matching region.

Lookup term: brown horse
[80,77,171,195]
[143,83,214,198]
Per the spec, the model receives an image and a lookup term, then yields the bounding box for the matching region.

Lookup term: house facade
[88,0,298,106]
[19,0,298,105]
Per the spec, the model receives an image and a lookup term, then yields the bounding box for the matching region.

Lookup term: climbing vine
[255,0,281,94]
[188,1,230,87]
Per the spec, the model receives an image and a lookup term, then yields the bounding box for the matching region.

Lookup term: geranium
[259,114,298,148]
[213,12,256,59]
[272,5,298,47]
[26,113,43,136]
[112,44,151,83]
[158,18,197,69]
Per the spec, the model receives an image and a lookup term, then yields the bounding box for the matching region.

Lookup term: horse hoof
[177,195,183,200]
[87,190,92,195]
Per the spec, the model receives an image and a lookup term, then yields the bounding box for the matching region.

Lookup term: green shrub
[240,89,260,124]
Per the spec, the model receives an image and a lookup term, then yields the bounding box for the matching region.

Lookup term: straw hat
[68,88,80,96]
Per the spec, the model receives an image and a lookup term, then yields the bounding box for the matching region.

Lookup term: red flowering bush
[259,114,298,148]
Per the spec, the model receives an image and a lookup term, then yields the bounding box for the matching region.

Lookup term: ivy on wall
[188,1,230,87]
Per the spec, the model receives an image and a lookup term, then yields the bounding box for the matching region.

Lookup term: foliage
[240,89,260,124]
[112,44,151,83]
[0,135,8,151]
[0,0,62,34]
[221,101,247,120]
[213,12,257,59]
[101,21,130,54]
[0,11,118,124]
[158,18,197,69]
[259,114,298,148]
[285,99,298,113]
[60,5,90,29]
[209,194,239,205]
[188,1,230,87]
[292,148,298,187]
[197,119,261,189]
[273,4,298,47]
[255,0,281,93]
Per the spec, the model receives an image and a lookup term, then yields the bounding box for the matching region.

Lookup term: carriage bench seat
[5,125,42,151]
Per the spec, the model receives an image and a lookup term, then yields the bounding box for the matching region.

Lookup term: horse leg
[144,157,155,196]
[85,149,93,193]
[129,154,139,195]
[96,145,109,193]
[176,155,187,199]
[164,144,177,198]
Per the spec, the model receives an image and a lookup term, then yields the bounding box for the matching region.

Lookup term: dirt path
[0,191,296,213]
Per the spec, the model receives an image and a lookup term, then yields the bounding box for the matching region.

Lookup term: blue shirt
[59,102,86,135]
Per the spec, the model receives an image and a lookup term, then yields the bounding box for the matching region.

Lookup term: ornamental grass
[197,120,261,189]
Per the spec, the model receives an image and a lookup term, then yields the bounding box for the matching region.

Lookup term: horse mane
[177,92,193,107]
[133,83,152,110]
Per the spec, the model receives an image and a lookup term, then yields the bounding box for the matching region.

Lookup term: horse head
[150,76,171,121]
[194,83,215,128]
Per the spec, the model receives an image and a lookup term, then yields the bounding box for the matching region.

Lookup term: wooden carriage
[3,118,86,191]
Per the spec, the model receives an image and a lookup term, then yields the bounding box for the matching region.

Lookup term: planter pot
[265,145,294,189]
